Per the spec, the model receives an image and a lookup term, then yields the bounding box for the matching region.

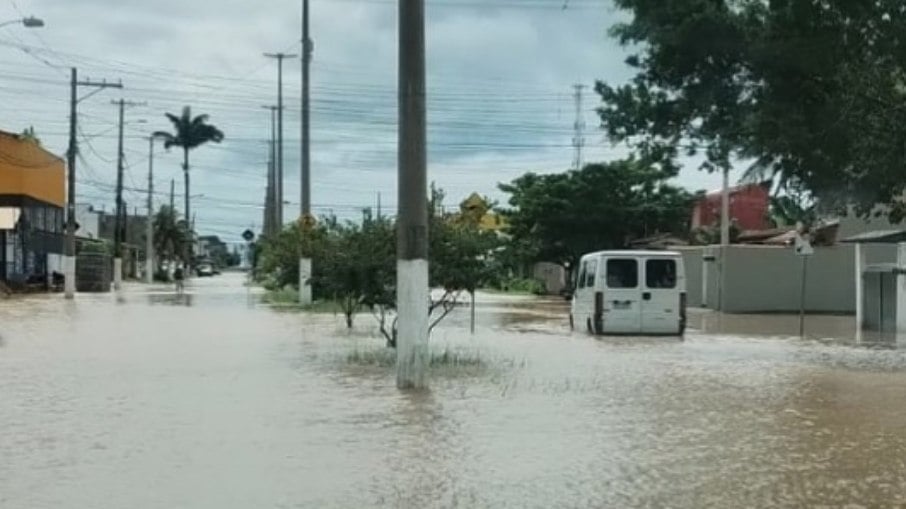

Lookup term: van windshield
[606,259,638,288]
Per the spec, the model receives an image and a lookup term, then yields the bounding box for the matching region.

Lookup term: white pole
[720,166,730,246]
[855,243,864,332]
[897,243,906,333]
[146,136,155,284]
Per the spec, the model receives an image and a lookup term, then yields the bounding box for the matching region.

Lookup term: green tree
[315,217,396,331]
[597,0,906,219]
[255,189,500,347]
[152,206,189,270]
[154,106,225,259]
[499,160,695,271]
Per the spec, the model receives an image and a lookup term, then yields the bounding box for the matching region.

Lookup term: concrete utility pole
[113,99,126,290]
[146,134,165,284]
[262,105,279,236]
[264,52,297,229]
[169,179,175,211]
[112,99,145,290]
[64,68,122,299]
[572,83,586,171]
[397,0,429,390]
[301,0,313,217]
[299,0,315,307]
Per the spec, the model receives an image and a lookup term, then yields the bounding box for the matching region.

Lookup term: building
[456,193,508,233]
[196,235,228,263]
[75,204,104,240]
[691,182,771,232]
[0,130,65,287]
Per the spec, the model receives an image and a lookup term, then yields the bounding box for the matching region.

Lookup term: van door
[642,257,681,334]
[602,257,642,334]
[572,259,589,331]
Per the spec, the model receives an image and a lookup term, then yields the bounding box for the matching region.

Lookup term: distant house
[197,235,228,262]
[691,182,771,232]
[0,130,65,286]
[455,193,508,233]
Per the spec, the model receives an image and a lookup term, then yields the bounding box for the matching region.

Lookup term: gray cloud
[0,0,728,241]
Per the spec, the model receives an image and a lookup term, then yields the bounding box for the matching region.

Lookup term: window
[646,259,677,289]
[585,259,597,288]
[577,262,588,289]
[35,207,45,232]
[606,258,638,288]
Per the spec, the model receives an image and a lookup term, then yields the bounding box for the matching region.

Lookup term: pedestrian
[173,264,185,294]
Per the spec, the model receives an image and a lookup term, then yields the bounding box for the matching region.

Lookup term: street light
[0,16,45,29]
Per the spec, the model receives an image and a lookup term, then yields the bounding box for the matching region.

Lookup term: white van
[570,250,687,336]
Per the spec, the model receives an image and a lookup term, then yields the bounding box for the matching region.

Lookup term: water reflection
[146,292,194,307]
[1,275,905,507]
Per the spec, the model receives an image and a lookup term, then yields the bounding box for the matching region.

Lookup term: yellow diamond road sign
[299,214,317,230]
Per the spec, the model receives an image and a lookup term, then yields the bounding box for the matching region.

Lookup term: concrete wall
[702,244,897,314]
[676,247,704,307]
[532,262,567,295]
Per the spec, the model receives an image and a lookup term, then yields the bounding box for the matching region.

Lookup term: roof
[581,250,683,259]
[629,232,689,245]
[840,229,906,244]
[701,181,771,198]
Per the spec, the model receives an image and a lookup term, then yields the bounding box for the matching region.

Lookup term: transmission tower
[572,83,586,170]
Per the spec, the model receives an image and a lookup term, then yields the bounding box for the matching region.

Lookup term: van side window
[646,259,677,289]
[585,259,597,288]
[577,262,587,289]
[606,259,638,288]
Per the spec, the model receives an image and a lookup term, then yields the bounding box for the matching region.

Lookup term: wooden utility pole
[397,0,429,390]
[64,68,122,299]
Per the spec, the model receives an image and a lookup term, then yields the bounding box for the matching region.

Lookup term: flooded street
[2,273,906,508]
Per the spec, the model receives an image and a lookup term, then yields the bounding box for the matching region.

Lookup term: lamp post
[0,16,44,29]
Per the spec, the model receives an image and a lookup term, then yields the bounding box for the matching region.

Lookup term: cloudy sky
[0,0,737,243]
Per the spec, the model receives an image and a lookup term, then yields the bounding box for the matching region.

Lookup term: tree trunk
[183,149,191,267]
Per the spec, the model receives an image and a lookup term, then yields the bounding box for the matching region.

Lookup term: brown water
[2,274,906,508]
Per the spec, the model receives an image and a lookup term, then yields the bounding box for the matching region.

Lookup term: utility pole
[262,105,279,236]
[301,0,313,217]
[572,83,586,171]
[169,179,175,211]
[264,52,297,229]
[299,0,316,308]
[146,134,162,284]
[64,68,122,299]
[112,98,145,291]
[397,0,429,390]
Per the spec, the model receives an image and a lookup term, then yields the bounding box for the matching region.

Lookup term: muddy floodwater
[2,273,906,508]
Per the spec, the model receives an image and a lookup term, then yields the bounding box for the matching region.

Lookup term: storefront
[0,130,65,286]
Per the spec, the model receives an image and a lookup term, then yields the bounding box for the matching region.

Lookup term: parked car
[570,250,687,336]
[196,263,215,277]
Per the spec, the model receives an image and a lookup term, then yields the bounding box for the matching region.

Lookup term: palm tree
[152,206,189,269]
[154,106,224,264]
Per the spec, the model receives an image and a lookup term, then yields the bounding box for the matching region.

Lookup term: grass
[260,288,343,313]
[345,345,487,370]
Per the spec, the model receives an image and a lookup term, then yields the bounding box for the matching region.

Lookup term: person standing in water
[173,264,185,294]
